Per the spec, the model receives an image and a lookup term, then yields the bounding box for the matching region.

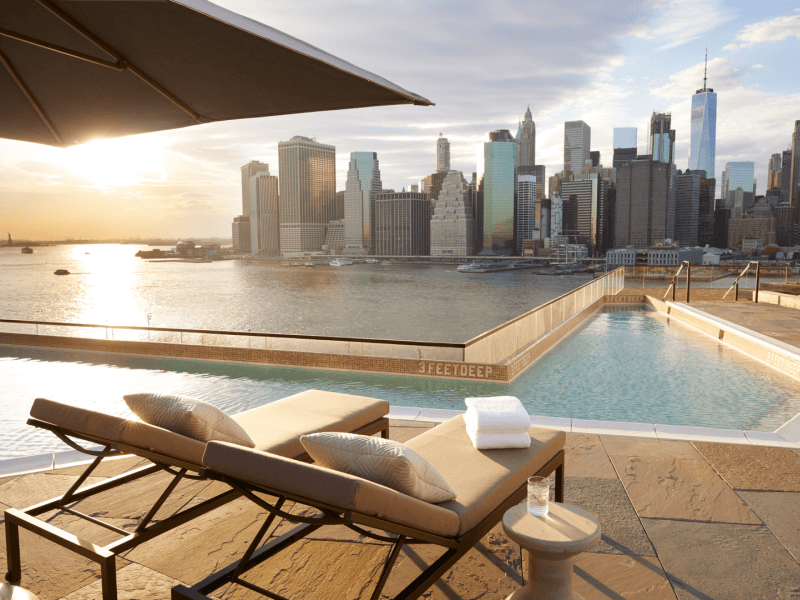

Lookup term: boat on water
[366,258,380,264]
[54,269,70,275]
[329,258,354,266]
[457,262,481,272]
[380,260,392,265]
[21,247,33,254]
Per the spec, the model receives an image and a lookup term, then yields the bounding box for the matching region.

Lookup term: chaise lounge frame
[4,415,390,600]
[172,448,565,600]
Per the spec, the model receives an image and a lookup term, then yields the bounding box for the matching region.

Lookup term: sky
[1,0,799,240]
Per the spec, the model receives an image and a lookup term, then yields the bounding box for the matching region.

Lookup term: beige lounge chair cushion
[203,414,564,539]
[123,393,255,448]
[31,391,389,467]
[232,391,389,458]
[404,415,565,536]
[300,433,457,503]
[202,441,461,537]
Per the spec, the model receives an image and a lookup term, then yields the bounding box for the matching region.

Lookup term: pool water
[2,304,799,459]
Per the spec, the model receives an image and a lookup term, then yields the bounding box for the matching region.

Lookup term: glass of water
[527,476,549,516]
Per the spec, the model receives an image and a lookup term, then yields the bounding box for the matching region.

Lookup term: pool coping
[386,407,800,447]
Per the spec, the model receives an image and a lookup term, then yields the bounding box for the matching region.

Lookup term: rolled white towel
[464,396,530,434]
[467,430,531,450]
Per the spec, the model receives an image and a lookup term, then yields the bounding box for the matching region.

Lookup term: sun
[38,134,170,187]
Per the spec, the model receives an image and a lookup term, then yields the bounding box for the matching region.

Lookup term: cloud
[633,0,732,51]
[650,56,800,196]
[723,14,800,51]
[651,57,750,99]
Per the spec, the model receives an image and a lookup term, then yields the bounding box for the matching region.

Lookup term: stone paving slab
[692,442,800,492]
[71,470,212,522]
[737,491,800,563]
[601,435,703,461]
[59,563,183,600]
[380,522,522,600]
[564,434,618,479]
[122,496,267,586]
[573,553,677,600]
[0,473,104,508]
[0,505,132,600]
[209,539,391,600]
[389,421,436,444]
[610,456,761,524]
[641,519,800,600]
[52,456,151,478]
[565,477,655,557]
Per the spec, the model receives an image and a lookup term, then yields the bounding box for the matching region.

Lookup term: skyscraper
[688,52,717,179]
[517,107,536,168]
[240,160,269,216]
[375,191,430,255]
[721,162,756,206]
[437,134,450,173]
[698,177,716,247]
[231,215,250,254]
[768,153,782,191]
[481,130,517,254]
[564,121,591,175]
[278,135,336,256]
[674,170,703,246]
[561,175,610,256]
[781,149,793,205]
[249,170,280,256]
[613,127,638,169]
[431,171,474,256]
[590,151,600,168]
[515,174,536,255]
[791,120,800,213]
[649,113,675,165]
[615,157,671,249]
[344,152,382,254]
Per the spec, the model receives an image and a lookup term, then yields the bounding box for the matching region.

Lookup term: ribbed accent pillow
[123,393,255,448]
[300,432,456,503]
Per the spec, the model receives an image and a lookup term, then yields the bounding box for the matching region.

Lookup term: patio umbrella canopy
[0,0,432,147]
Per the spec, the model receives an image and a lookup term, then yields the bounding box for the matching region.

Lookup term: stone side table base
[502,502,600,600]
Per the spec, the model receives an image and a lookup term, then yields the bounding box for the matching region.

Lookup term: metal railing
[722,261,761,303]
[661,262,692,302]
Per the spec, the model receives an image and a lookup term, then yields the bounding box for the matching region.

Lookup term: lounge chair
[4,390,389,600]
[173,415,565,600]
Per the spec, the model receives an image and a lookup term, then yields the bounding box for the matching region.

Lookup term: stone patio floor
[686,301,800,351]
[2,421,800,599]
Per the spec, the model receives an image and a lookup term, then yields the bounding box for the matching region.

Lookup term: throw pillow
[300,432,456,503]
[123,393,255,447]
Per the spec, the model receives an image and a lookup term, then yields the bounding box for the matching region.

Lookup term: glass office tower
[689,57,717,179]
[721,162,756,198]
[344,151,382,254]
[481,130,517,254]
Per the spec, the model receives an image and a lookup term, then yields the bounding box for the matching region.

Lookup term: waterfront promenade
[1,420,798,599]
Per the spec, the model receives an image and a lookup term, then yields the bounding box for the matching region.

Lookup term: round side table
[0,584,39,600]
[502,502,601,600]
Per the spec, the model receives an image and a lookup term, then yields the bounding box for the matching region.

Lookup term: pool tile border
[573,419,658,438]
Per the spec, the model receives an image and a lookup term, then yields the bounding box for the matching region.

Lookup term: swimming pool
[2,304,798,459]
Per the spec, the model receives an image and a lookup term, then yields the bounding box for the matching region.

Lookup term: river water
[0,244,592,341]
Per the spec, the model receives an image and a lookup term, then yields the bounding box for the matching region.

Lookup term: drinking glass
[527,476,549,516]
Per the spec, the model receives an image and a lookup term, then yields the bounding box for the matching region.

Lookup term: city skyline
[2,0,799,239]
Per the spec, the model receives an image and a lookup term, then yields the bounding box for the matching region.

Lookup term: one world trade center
[689,52,717,180]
